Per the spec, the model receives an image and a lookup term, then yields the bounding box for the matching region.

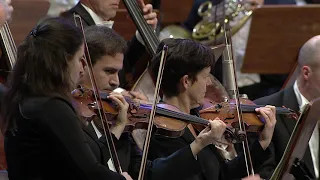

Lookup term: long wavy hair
[0,17,83,134]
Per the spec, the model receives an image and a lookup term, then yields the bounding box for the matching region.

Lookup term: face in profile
[187,67,211,108]
[307,65,320,99]
[81,53,124,91]
[89,0,120,20]
[68,43,85,89]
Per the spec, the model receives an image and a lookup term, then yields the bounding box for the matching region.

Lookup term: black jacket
[254,87,316,179]
[148,127,272,180]
[4,97,125,180]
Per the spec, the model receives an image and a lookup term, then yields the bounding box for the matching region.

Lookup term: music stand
[242,5,320,74]
[271,98,320,180]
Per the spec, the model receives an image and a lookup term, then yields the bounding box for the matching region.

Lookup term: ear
[301,65,312,81]
[180,74,190,90]
[81,57,87,69]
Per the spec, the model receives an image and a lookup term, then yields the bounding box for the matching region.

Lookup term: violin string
[130,0,159,54]
[6,22,17,67]
[132,0,160,52]
[239,104,290,114]
[138,45,168,180]
[223,13,254,175]
[137,0,159,52]
[128,0,153,52]
[156,106,208,125]
[0,21,17,70]
[73,14,123,173]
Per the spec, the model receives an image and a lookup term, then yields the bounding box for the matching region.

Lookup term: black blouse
[4,96,125,180]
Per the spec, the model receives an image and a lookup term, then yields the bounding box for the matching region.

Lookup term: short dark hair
[151,38,215,97]
[1,17,83,133]
[84,25,127,65]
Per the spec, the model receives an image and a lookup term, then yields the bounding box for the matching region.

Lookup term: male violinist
[60,0,157,90]
[254,35,320,179]
[147,38,278,180]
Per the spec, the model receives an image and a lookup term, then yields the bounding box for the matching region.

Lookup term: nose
[109,73,120,88]
[79,61,84,76]
[206,77,211,86]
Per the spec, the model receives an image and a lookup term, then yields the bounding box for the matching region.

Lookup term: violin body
[194,97,297,141]
[198,98,264,133]
[72,86,152,133]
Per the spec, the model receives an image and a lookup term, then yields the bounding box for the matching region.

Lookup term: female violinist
[0,17,132,180]
[147,38,277,180]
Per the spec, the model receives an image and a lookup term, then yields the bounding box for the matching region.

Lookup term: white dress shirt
[81,3,145,45]
[81,4,114,28]
[91,121,116,172]
[293,81,319,179]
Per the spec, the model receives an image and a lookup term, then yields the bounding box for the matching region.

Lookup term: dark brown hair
[0,17,83,133]
[151,38,215,97]
[84,25,127,65]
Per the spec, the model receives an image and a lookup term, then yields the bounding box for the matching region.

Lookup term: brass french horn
[159,0,254,46]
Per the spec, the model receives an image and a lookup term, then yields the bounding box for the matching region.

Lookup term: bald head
[296,35,320,101]
[298,35,320,68]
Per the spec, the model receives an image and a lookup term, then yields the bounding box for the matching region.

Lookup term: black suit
[254,87,316,179]
[82,122,143,179]
[60,2,146,88]
[148,128,272,180]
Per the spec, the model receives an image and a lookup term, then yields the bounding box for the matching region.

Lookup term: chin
[107,11,117,19]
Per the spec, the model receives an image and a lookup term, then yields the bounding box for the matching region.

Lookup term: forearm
[190,138,206,158]
[110,122,126,139]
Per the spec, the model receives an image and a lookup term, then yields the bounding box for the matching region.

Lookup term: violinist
[0,17,132,180]
[78,25,238,180]
[60,0,157,88]
[254,36,320,179]
[78,25,141,175]
[147,38,277,180]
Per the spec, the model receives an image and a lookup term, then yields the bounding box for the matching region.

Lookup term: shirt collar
[293,80,309,111]
[81,3,114,28]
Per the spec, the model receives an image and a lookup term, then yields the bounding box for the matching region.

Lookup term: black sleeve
[41,99,125,180]
[128,135,143,179]
[147,146,202,180]
[224,140,273,179]
[255,142,277,179]
[100,134,202,180]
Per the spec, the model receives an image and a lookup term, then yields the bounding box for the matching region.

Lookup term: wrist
[258,139,270,150]
[190,137,206,157]
[116,114,128,126]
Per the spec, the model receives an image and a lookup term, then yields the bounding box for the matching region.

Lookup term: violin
[72,86,242,142]
[193,97,298,134]
[71,86,145,129]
